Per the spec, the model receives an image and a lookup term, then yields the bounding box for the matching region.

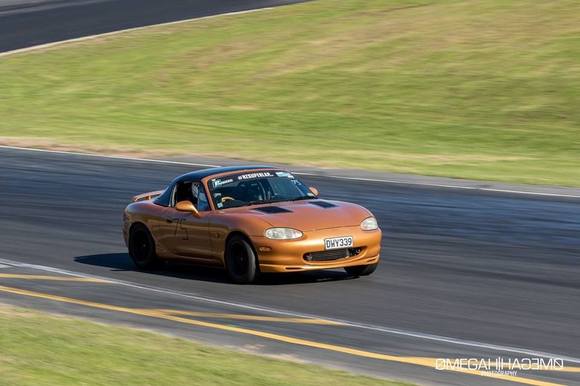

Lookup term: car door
[165,181,214,262]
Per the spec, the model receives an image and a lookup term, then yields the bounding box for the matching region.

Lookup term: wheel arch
[129,221,149,234]
[224,230,259,264]
[225,230,254,251]
[128,221,160,255]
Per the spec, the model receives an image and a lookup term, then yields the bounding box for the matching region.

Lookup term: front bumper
[251,226,382,273]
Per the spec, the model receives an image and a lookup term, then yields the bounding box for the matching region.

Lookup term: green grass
[0,304,406,386]
[1,0,580,185]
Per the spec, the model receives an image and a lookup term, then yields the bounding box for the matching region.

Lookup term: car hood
[225,200,372,232]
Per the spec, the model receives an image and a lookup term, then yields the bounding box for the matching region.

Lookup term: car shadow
[74,253,356,285]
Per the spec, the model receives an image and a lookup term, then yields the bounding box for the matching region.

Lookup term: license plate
[324,236,353,250]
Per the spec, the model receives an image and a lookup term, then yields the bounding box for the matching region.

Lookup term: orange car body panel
[123,167,382,272]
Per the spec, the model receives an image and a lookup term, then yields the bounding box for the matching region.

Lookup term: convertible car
[123,166,382,283]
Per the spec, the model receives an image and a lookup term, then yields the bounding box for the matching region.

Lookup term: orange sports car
[123,166,382,283]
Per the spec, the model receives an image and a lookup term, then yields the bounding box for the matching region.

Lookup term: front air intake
[304,247,362,262]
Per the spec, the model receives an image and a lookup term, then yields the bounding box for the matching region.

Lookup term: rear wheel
[128,223,159,270]
[225,235,259,284]
[345,263,378,277]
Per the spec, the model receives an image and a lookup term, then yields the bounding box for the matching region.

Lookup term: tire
[128,223,160,270]
[225,235,259,284]
[345,263,378,277]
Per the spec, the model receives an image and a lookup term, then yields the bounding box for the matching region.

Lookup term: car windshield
[208,170,315,209]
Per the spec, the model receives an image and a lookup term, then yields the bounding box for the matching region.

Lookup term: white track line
[1,256,579,364]
[0,144,220,168]
[2,144,580,199]
[0,7,272,58]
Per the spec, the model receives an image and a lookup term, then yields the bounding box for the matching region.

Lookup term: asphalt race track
[1,147,579,385]
[0,0,305,52]
[1,1,580,385]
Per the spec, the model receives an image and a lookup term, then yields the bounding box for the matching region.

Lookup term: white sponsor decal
[275,171,295,179]
[237,172,273,180]
[212,178,233,187]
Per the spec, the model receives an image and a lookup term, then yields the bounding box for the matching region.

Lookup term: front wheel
[128,223,160,270]
[225,235,259,284]
[345,263,378,277]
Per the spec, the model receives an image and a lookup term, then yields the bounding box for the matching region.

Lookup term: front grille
[304,247,362,262]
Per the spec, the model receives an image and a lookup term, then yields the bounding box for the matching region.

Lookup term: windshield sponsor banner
[237,171,273,180]
[212,171,278,188]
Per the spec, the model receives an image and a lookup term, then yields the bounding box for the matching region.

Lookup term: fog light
[348,248,362,256]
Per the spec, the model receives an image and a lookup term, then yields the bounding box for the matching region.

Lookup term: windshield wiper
[244,199,282,207]
[244,196,312,207]
[289,196,315,201]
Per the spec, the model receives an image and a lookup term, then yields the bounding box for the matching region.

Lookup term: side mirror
[175,200,200,217]
[309,187,319,197]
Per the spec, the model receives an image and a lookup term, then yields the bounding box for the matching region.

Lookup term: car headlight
[264,228,303,240]
[360,217,378,231]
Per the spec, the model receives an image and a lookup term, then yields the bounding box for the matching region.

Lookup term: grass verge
[0,304,407,386]
[1,0,579,185]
